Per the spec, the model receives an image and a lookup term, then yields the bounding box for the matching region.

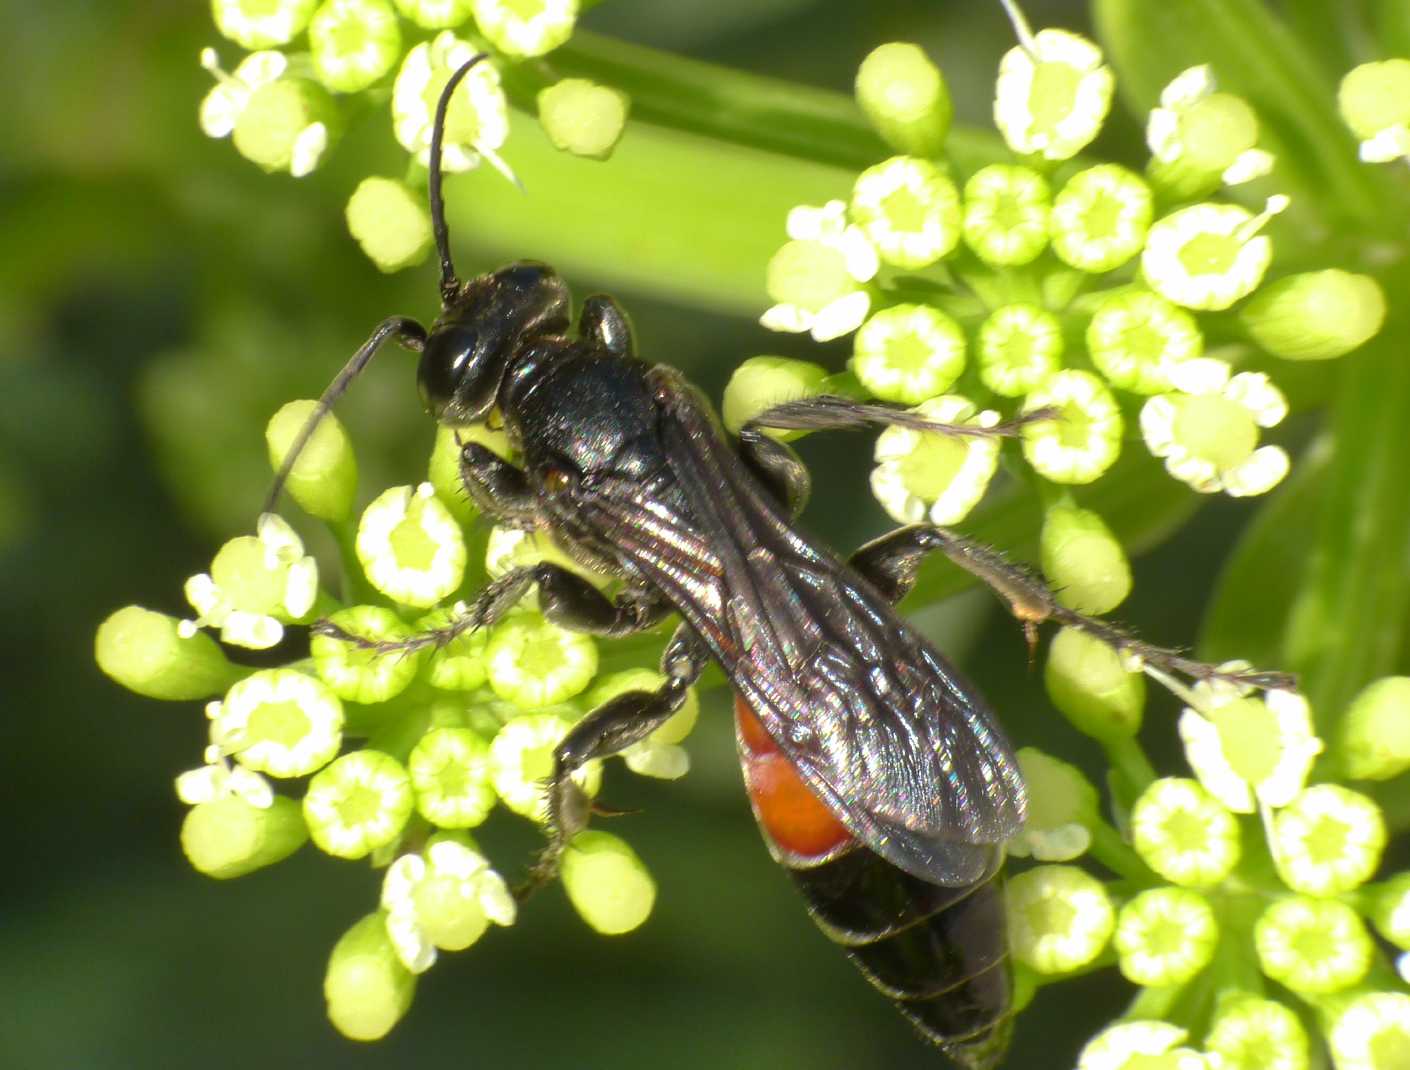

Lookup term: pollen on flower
[1130,777,1240,887]
[1021,370,1123,484]
[1272,784,1386,896]
[356,483,467,608]
[870,395,1001,525]
[210,668,344,778]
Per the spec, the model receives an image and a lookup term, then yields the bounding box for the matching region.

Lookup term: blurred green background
[0,1,1277,1067]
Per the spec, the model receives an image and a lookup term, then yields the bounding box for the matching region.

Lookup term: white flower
[356,483,467,607]
[1078,1021,1213,1070]
[1021,370,1123,484]
[761,200,878,342]
[870,395,1001,525]
[199,49,289,140]
[211,0,317,50]
[381,837,516,972]
[471,0,578,59]
[1140,361,1290,496]
[1147,65,1273,187]
[487,713,601,821]
[994,25,1114,161]
[1142,196,1289,311]
[1177,674,1320,813]
[392,33,512,179]
[1330,992,1410,1070]
[207,669,345,778]
[179,514,319,650]
[849,156,961,269]
[175,751,274,810]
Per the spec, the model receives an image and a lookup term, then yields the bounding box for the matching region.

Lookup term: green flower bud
[427,422,513,526]
[212,0,318,48]
[209,668,345,777]
[849,157,962,269]
[1086,290,1204,396]
[1050,165,1153,274]
[345,177,433,273]
[721,356,830,439]
[1203,997,1310,1070]
[1130,778,1240,888]
[1366,873,1410,950]
[408,726,496,828]
[487,712,601,821]
[1327,991,1410,1070]
[309,0,402,93]
[96,606,242,700]
[393,0,472,29]
[1006,864,1115,974]
[1021,370,1124,484]
[356,483,468,608]
[1114,886,1218,986]
[231,74,339,176]
[1339,60,1410,162]
[1044,627,1145,742]
[537,78,630,160]
[181,794,308,878]
[561,830,656,935]
[324,912,416,1041]
[962,165,1050,267]
[1273,784,1386,897]
[1040,503,1131,614]
[1007,748,1098,861]
[1240,270,1386,361]
[976,303,1061,397]
[1142,196,1288,312]
[854,43,951,157]
[1254,896,1373,995]
[851,304,966,405]
[485,614,597,708]
[266,399,358,521]
[304,750,415,859]
[311,606,427,703]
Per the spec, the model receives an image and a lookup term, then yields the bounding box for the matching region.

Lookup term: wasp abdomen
[735,696,1013,1069]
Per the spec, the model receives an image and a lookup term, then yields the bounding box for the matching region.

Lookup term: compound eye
[417,324,497,423]
[499,262,555,292]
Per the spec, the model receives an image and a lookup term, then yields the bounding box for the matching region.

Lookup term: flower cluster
[96,414,692,1040]
[1014,647,1410,1070]
[199,0,629,270]
[737,4,1386,581]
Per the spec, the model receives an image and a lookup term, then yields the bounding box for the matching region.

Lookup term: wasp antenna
[430,53,490,306]
[262,316,427,517]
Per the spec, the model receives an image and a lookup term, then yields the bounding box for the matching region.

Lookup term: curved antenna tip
[429,52,490,306]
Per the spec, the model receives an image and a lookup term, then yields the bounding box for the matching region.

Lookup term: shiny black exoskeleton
[273,55,1037,1069]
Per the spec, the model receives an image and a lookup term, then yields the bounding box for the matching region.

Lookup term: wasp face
[417,261,571,425]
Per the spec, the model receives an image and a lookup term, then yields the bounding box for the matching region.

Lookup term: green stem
[1104,736,1158,808]
[1088,818,1160,884]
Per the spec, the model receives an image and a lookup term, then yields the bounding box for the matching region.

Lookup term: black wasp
[273,54,1119,1069]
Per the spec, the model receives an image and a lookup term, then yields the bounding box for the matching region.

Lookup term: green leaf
[1198,436,1331,670]
[1091,0,1386,231]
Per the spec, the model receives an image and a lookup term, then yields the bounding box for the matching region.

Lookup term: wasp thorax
[418,262,571,425]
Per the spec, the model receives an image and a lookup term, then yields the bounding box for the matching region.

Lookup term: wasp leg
[849,525,1294,691]
[458,440,538,527]
[742,395,1045,441]
[736,429,811,517]
[315,562,672,655]
[521,624,709,900]
[577,294,635,357]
